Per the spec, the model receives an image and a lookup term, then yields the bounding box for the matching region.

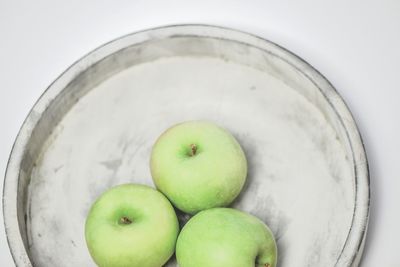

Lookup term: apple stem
[119,216,132,225]
[189,144,197,156]
[264,263,270,267]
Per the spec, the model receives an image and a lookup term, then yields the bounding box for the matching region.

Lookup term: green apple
[150,121,247,214]
[176,208,277,267]
[85,184,179,267]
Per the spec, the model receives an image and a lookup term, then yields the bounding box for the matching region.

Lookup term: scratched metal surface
[3,25,369,267]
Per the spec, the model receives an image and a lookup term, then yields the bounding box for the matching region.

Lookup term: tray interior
[17,35,355,266]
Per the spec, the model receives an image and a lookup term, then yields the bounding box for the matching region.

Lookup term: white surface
[0,1,398,266]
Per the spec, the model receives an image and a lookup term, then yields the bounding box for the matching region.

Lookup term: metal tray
[3,25,369,267]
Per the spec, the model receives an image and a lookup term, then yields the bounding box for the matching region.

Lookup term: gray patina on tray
[3,25,369,267]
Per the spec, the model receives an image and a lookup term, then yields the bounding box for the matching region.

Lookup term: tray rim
[2,24,370,267]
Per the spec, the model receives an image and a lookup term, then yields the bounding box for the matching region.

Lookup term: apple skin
[85,184,179,267]
[176,208,277,267]
[150,121,247,214]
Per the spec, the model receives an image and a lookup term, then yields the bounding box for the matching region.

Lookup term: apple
[85,184,179,267]
[176,208,277,267]
[150,121,247,214]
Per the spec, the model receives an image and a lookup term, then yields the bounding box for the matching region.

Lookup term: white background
[0,1,399,266]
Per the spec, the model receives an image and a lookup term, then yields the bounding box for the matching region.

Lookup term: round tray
[3,25,369,267]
